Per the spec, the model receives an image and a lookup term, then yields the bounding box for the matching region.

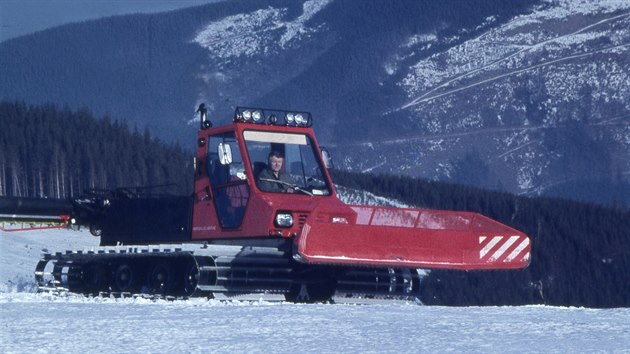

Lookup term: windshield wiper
[258,178,313,196]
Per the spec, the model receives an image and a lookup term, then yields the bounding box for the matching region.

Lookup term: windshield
[243,130,331,196]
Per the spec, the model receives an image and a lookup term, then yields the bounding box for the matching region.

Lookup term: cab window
[243,130,331,196]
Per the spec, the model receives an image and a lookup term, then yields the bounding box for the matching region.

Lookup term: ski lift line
[593,114,630,126]
[401,12,630,110]
[331,112,629,150]
[329,126,545,148]
[401,43,630,109]
[495,140,542,160]
[410,43,630,106]
[516,175,596,196]
[470,11,630,60]
[361,159,387,174]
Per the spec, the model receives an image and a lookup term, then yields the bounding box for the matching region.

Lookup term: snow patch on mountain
[193,7,284,59]
[193,0,332,60]
[512,0,630,25]
[279,0,332,47]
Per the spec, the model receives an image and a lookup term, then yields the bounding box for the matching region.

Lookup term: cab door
[206,132,250,229]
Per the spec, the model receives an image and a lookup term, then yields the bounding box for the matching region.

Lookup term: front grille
[297,213,309,229]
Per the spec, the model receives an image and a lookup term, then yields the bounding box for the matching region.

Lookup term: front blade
[294,206,530,270]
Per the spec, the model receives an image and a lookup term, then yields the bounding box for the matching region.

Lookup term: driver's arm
[279,172,295,193]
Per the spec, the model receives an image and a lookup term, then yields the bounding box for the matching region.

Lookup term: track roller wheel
[183,260,199,296]
[67,265,84,292]
[113,263,139,293]
[89,224,102,237]
[82,263,110,295]
[285,280,336,303]
[400,268,420,295]
[148,262,175,295]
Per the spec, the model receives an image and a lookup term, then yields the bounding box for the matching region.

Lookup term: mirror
[321,147,334,170]
[218,143,233,165]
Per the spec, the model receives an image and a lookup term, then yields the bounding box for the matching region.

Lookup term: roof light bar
[233,107,312,127]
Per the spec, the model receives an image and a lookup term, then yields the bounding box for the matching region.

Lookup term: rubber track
[35,244,422,302]
[35,244,292,298]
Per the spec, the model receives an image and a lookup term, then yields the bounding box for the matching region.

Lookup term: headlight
[286,113,295,124]
[243,110,252,121]
[275,212,294,228]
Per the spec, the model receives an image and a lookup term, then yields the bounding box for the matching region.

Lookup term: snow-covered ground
[0,228,99,293]
[1,229,629,353]
[2,294,629,353]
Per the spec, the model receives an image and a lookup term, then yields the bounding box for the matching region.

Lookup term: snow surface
[2,229,629,353]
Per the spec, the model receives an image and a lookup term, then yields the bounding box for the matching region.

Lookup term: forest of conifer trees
[332,170,630,307]
[0,101,192,198]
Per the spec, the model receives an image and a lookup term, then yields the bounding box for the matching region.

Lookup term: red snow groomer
[20,105,530,301]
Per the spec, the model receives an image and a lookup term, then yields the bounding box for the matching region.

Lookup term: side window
[207,133,245,186]
[206,132,249,229]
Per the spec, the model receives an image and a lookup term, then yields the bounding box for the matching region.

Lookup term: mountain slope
[1,0,628,205]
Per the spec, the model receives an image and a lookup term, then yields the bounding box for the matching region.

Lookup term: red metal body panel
[294,205,531,270]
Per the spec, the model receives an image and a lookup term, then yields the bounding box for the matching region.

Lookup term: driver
[257,151,295,193]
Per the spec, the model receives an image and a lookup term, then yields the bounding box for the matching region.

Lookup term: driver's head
[268,151,284,173]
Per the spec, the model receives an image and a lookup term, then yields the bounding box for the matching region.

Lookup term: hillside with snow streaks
[339,0,630,197]
[399,0,630,108]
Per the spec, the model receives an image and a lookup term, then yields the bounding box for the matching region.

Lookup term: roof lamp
[295,114,305,126]
[252,110,262,122]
